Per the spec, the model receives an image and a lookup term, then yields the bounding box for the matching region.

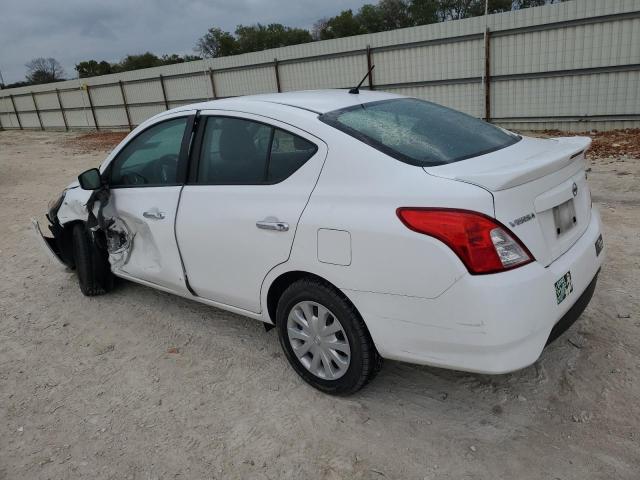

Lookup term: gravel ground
[1,130,639,480]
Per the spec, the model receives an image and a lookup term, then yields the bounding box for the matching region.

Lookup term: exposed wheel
[276,278,381,395]
[72,223,113,296]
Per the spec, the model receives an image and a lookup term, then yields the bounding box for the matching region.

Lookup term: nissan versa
[34,90,604,394]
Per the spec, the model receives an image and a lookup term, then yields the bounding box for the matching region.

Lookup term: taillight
[396,208,533,275]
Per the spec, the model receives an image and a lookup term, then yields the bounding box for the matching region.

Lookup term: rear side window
[196,116,317,185]
[319,98,520,166]
[268,129,317,183]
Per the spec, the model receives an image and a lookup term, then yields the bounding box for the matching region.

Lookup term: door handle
[256,220,289,232]
[143,210,165,220]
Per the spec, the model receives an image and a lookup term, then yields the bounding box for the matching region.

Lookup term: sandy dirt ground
[1,130,638,480]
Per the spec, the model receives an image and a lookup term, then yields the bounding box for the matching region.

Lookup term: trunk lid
[425,135,592,266]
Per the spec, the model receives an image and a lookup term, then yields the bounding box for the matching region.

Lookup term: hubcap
[286,301,351,380]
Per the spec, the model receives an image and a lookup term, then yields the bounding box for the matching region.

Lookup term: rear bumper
[345,209,604,374]
[545,271,598,346]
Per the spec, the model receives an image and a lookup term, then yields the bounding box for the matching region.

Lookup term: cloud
[0,0,369,84]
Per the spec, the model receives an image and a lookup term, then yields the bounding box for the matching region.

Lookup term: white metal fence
[1,0,639,132]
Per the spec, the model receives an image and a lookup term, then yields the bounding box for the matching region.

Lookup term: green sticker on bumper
[555,271,574,305]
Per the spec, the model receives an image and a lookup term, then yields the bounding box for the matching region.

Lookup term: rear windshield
[319,98,520,166]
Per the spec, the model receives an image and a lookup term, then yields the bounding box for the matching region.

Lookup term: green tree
[409,0,439,25]
[234,24,313,53]
[316,10,364,40]
[113,52,165,72]
[436,0,512,20]
[196,27,238,58]
[378,0,413,30]
[75,60,113,78]
[356,4,385,33]
[513,0,564,7]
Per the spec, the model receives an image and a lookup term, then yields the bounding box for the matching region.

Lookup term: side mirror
[78,168,102,190]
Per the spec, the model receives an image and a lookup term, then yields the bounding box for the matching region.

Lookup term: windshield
[319,98,520,166]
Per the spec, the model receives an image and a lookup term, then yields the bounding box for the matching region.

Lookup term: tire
[72,223,113,296]
[276,278,382,395]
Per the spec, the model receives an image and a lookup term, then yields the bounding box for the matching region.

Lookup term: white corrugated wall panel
[279,55,367,91]
[492,71,640,119]
[33,92,59,110]
[58,90,90,109]
[497,119,640,132]
[64,109,95,128]
[493,17,640,76]
[129,104,166,125]
[39,111,65,128]
[0,113,20,128]
[0,96,13,114]
[17,112,40,128]
[163,73,210,101]
[124,79,164,105]
[13,95,35,111]
[95,106,128,128]
[214,66,277,97]
[89,85,121,106]
[374,39,483,85]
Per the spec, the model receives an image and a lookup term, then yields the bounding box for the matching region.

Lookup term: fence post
[484,28,491,122]
[366,46,374,90]
[9,94,22,130]
[55,89,69,131]
[274,58,281,93]
[159,74,170,109]
[119,80,133,130]
[31,92,44,130]
[84,85,99,130]
[208,69,217,99]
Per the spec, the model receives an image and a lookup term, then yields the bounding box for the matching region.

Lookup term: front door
[176,111,327,312]
[102,112,194,293]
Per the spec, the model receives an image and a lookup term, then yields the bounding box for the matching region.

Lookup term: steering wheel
[122,172,148,185]
[138,154,179,184]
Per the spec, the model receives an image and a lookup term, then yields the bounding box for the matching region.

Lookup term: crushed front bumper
[32,218,69,268]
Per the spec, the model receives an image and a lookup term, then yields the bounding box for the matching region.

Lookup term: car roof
[173,89,403,116]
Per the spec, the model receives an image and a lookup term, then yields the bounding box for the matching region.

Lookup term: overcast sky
[0,0,370,84]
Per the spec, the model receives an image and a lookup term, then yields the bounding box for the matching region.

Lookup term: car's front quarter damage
[34,172,138,274]
[32,180,93,268]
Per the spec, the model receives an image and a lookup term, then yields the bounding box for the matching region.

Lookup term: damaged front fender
[43,181,136,271]
[101,216,134,269]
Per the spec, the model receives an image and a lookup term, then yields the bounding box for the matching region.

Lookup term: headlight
[47,190,66,222]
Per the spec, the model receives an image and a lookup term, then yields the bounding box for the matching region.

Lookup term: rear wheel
[276,278,381,395]
[72,223,113,296]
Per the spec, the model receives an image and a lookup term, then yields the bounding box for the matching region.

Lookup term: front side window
[319,98,520,166]
[110,117,187,187]
[197,116,317,185]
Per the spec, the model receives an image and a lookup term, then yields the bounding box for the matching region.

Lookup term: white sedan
[35,90,604,394]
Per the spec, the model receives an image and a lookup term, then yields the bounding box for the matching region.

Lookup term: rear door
[176,111,327,312]
[102,111,195,293]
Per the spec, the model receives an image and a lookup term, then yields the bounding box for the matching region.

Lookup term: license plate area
[553,199,577,237]
[554,271,574,305]
[595,233,604,256]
